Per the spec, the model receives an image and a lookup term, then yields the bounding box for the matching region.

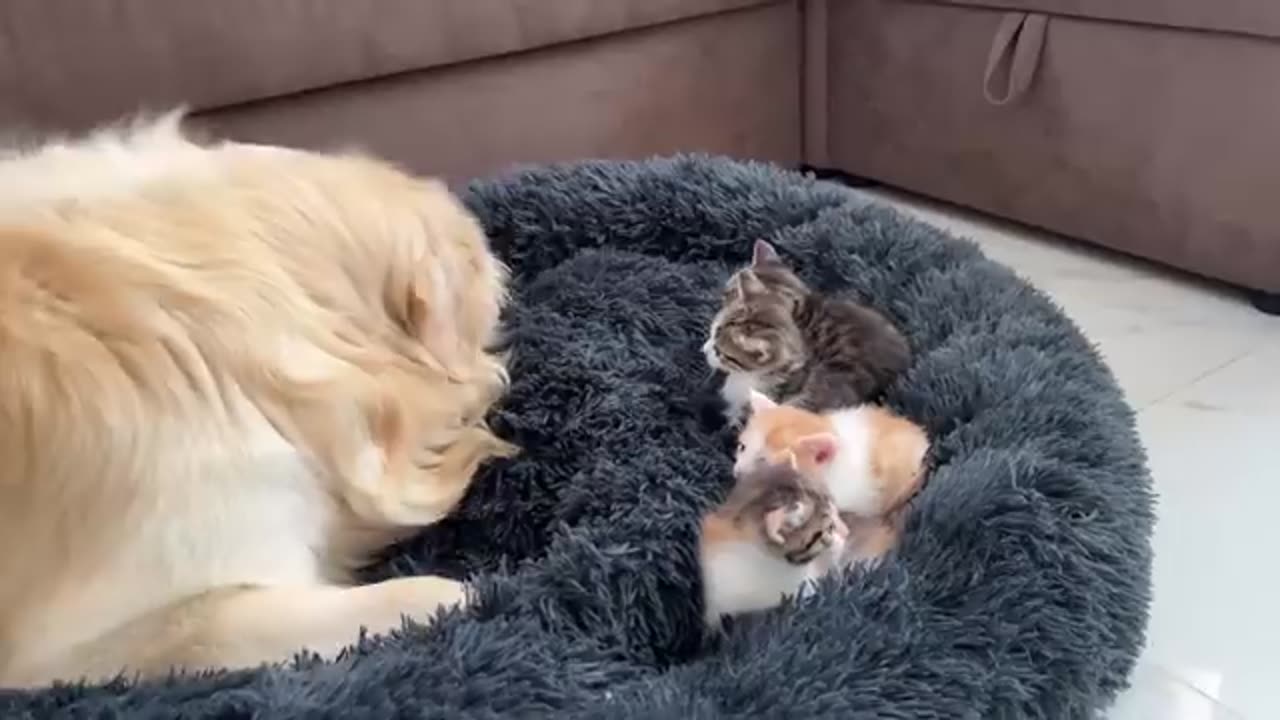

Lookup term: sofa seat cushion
[927,0,1280,41]
[0,0,774,132]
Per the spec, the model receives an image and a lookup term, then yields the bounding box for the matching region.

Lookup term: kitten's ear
[794,433,839,467]
[752,240,781,267]
[734,269,768,297]
[748,390,776,415]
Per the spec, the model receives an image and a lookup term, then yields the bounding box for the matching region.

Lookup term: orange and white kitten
[735,390,928,522]
[699,460,848,626]
[698,394,927,626]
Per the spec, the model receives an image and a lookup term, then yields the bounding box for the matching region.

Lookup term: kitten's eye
[736,442,745,455]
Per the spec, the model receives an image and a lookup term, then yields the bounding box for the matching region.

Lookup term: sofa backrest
[928,0,1280,41]
[0,0,774,133]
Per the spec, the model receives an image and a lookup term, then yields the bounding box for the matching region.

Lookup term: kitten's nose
[701,337,718,364]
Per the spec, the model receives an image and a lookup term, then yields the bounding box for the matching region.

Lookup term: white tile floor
[859,188,1280,720]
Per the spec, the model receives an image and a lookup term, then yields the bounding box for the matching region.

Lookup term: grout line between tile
[1135,347,1263,413]
[1145,662,1251,719]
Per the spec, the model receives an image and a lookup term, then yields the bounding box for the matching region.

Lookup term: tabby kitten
[699,460,847,625]
[703,240,911,424]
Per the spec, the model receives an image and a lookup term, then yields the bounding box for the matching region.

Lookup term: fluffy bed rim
[1,156,1154,720]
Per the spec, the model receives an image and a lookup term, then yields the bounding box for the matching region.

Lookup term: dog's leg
[8,576,467,688]
[261,353,514,529]
[335,363,515,528]
[337,413,516,529]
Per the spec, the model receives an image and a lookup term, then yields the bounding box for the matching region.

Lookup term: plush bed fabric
[0,157,1154,719]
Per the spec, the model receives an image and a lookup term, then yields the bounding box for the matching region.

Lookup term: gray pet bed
[1,157,1154,719]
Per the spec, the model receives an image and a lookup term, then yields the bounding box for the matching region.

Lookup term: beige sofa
[807,0,1280,310]
[0,1,801,180]
[2,0,1276,308]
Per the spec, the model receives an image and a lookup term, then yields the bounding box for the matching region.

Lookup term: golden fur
[0,114,514,687]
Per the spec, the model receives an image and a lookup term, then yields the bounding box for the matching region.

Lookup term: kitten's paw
[766,500,844,566]
[762,500,809,541]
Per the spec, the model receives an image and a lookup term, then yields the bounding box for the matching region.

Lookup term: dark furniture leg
[797,164,881,189]
[1249,289,1280,316]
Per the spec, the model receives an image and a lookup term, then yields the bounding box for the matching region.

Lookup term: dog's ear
[394,179,506,384]
[405,266,467,381]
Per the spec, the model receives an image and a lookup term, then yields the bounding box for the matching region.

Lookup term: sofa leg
[797,164,881,189]
[1249,289,1280,316]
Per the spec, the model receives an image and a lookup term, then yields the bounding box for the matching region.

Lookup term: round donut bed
[5,158,1154,719]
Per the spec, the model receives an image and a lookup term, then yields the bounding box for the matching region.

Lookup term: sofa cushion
[0,0,775,132]
[827,0,1280,292]
[928,0,1280,41]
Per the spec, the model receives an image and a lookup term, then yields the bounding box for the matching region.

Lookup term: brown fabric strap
[983,12,1048,106]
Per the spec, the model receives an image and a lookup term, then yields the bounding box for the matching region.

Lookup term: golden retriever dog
[0,114,515,687]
